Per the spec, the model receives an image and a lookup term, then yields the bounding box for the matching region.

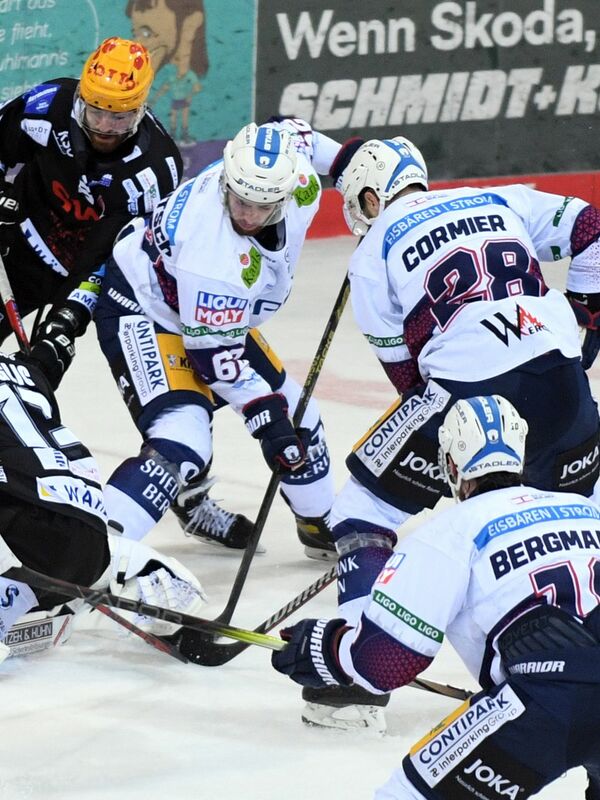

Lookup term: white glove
[112,566,207,637]
[104,534,208,636]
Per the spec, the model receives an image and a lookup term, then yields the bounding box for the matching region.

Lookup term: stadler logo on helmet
[438,395,528,497]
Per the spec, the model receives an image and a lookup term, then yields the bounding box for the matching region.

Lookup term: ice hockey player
[0,36,182,390]
[328,134,600,525]
[0,348,205,664]
[273,394,600,799]
[93,117,342,558]
[290,133,600,728]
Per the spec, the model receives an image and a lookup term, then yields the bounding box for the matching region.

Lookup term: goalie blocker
[347,362,600,515]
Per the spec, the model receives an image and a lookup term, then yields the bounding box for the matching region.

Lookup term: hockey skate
[301,684,390,735]
[172,477,255,550]
[295,513,337,561]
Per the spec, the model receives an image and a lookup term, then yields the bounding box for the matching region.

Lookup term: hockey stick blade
[411,677,473,701]
[190,564,339,665]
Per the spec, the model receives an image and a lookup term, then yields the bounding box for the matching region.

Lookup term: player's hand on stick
[566,290,600,369]
[28,306,87,389]
[29,320,75,390]
[271,617,351,688]
[243,393,310,473]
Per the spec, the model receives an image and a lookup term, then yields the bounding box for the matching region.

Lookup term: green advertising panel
[0,0,253,154]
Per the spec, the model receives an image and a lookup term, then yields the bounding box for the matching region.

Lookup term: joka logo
[1,585,20,608]
[463,759,521,799]
[397,450,445,482]
[560,445,599,481]
[480,304,548,345]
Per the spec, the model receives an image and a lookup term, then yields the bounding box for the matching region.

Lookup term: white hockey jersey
[112,119,339,413]
[348,185,586,387]
[339,486,600,689]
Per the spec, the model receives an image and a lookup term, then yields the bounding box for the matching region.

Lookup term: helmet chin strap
[444,455,474,502]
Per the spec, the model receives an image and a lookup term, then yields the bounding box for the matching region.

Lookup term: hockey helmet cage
[438,395,527,497]
[340,137,428,236]
[222,123,300,223]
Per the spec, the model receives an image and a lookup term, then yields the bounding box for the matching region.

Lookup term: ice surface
[1,238,588,798]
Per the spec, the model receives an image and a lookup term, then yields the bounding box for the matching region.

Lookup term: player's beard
[87,131,128,153]
[230,217,264,237]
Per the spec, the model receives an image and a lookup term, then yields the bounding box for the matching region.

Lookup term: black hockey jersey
[0,78,183,307]
[0,353,106,532]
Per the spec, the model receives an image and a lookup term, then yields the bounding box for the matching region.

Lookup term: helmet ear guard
[340,136,428,235]
[438,395,528,498]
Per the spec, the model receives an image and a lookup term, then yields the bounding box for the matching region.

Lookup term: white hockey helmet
[221,123,300,227]
[438,395,528,497]
[340,136,428,236]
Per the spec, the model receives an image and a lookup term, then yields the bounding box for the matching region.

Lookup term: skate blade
[301,701,386,735]
[192,535,267,555]
[303,545,337,562]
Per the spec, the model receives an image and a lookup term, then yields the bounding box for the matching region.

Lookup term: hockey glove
[29,307,82,390]
[105,534,208,637]
[271,617,352,688]
[243,393,310,473]
[566,290,600,370]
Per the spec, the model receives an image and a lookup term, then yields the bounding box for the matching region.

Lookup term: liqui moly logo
[195,292,248,326]
[375,553,406,585]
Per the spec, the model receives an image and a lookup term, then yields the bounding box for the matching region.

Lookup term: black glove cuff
[49,303,89,338]
[28,341,64,391]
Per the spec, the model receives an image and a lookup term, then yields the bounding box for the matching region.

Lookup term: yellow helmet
[79,36,153,112]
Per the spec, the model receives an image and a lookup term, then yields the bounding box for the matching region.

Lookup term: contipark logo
[373,590,443,643]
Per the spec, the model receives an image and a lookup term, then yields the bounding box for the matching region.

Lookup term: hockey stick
[6,564,304,650]
[193,563,339,665]
[93,604,188,663]
[0,266,187,663]
[411,678,472,701]
[6,563,472,700]
[0,251,31,354]
[215,273,351,626]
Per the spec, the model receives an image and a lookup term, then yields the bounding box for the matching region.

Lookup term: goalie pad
[97,533,208,636]
[346,381,452,514]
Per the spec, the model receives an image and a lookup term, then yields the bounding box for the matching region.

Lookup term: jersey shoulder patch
[23,83,60,115]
